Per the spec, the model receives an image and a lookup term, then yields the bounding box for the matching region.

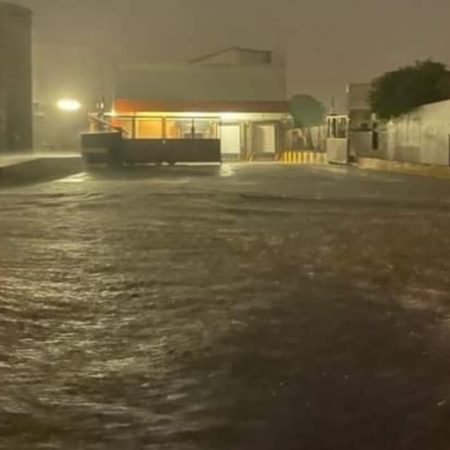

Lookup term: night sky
[13,0,450,109]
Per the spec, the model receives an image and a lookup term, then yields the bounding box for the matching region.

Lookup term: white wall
[387,99,450,166]
[327,138,348,164]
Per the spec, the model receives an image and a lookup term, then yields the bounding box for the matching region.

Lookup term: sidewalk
[0,152,79,166]
[358,157,450,180]
[0,152,83,186]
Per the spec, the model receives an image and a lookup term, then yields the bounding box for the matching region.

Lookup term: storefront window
[193,119,219,139]
[165,118,220,139]
[136,118,163,139]
[111,117,221,139]
[165,119,193,139]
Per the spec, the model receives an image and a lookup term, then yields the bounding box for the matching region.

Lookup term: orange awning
[114,99,289,114]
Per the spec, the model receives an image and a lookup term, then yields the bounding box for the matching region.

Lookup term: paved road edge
[0,156,84,187]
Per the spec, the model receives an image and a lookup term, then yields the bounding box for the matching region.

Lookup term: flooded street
[1,163,450,450]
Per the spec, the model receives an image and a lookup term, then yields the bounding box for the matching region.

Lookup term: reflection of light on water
[58,173,91,183]
[220,164,236,177]
[149,179,190,185]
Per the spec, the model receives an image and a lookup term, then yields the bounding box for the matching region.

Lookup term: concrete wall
[386,99,450,166]
[349,131,373,158]
[117,63,287,102]
[0,2,32,151]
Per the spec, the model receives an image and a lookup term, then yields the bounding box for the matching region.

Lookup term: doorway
[220,124,241,156]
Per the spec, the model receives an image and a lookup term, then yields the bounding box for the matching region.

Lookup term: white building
[116,47,286,103]
[112,47,290,159]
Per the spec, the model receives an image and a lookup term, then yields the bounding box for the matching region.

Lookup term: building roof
[190,46,271,64]
[114,99,289,114]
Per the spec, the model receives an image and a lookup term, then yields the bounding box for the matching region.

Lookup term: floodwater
[1,164,450,450]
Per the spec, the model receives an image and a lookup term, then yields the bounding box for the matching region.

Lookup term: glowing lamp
[57,99,82,112]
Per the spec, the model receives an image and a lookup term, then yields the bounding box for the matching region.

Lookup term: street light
[57,99,82,112]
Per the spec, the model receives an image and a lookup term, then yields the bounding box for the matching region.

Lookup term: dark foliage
[289,95,326,128]
[370,60,450,120]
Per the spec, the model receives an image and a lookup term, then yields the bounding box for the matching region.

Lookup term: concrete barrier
[0,155,83,186]
[358,157,450,180]
[278,151,328,165]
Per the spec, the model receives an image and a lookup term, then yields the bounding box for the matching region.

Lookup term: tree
[370,60,450,121]
[289,95,326,129]
[289,95,326,150]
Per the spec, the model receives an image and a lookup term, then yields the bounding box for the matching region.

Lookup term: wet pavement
[1,163,450,450]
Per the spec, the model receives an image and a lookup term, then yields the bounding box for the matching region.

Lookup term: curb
[358,158,450,180]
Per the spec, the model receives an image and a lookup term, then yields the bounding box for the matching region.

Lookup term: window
[166,119,193,139]
[327,116,348,139]
[165,118,220,139]
[136,118,163,139]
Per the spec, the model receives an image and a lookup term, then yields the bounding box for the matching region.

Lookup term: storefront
[108,99,290,161]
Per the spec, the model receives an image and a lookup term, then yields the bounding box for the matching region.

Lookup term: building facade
[112,47,290,159]
[0,2,32,151]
